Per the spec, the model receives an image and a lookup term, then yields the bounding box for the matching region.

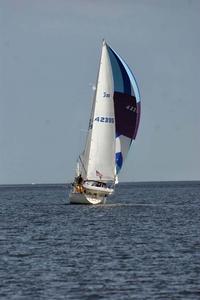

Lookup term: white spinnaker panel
[116,135,131,167]
[84,42,115,182]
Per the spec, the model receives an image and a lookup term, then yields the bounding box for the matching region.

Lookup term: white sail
[82,40,115,182]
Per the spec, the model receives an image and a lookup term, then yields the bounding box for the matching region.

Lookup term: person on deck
[76,174,83,185]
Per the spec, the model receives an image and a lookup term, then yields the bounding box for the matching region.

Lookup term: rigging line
[79,155,87,175]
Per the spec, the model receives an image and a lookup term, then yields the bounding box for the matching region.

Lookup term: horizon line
[0,179,200,187]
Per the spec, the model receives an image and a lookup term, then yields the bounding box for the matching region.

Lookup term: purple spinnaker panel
[114,92,138,139]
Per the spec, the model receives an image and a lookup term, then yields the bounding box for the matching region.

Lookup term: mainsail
[83,40,116,182]
[80,40,141,182]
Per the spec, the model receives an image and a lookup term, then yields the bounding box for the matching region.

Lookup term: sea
[0,181,200,300]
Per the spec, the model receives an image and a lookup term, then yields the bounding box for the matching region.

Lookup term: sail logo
[103,92,110,98]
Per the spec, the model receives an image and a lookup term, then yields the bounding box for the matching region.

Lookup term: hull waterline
[69,191,106,205]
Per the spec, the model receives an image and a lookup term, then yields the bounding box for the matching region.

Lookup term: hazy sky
[1,0,200,184]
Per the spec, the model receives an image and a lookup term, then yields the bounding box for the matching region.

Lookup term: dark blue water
[0,182,200,299]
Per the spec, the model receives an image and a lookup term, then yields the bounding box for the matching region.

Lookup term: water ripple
[0,182,200,299]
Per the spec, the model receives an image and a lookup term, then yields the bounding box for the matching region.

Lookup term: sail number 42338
[94,117,114,123]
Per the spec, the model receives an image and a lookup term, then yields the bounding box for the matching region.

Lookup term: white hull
[83,181,114,195]
[69,191,106,205]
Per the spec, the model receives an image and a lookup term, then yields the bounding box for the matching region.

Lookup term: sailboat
[69,40,141,204]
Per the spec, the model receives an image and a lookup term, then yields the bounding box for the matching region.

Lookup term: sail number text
[126,105,136,112]
[94,117,114,123]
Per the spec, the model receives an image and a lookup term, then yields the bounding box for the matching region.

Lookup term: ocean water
[0,182,200,300]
